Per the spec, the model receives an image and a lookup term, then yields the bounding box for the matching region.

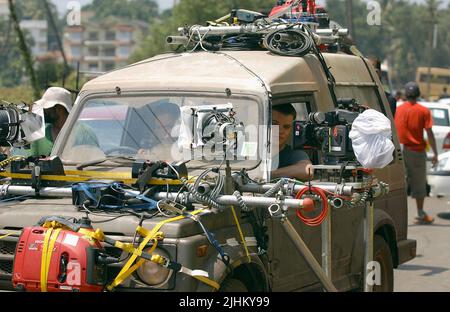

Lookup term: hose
[182,177,223,210]
[233,190,250,212]
[264,179,286,197]
[263,27,314,57]
[0,156,25,169]
[295,186,328,227]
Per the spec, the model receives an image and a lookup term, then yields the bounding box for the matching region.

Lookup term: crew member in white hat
[28,87,98,156]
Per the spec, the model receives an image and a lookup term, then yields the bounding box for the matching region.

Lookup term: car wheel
[372,235,394,292]
[219,278,248,292]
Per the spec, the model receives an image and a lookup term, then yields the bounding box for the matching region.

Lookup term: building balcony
[84,40,116,46]
[84,55,116,62]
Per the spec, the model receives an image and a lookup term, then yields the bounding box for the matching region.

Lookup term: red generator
[13,227,106,292]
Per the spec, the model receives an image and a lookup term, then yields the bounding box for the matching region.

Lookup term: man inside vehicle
[26,87,99,157]
[271,104,314,181]
[136,100,181,160]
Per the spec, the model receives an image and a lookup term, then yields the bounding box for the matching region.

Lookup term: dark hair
[273,104,297,119]
[405,81,421,100]
[148,100,180,116]
[368,55,381,71]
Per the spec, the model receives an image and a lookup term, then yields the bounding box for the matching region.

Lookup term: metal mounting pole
[321,209,332,278]
[280,218,337,292]
[364,201,374,292]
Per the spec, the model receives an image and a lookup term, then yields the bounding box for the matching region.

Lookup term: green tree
[326,0,449,89]
[131,0,276,62]
[83,0,158,22]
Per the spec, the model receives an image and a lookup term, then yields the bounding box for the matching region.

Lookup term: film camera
[0,101,45,147]
[293,99,366,165]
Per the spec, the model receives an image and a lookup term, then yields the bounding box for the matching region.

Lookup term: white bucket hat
[34,87,73,113]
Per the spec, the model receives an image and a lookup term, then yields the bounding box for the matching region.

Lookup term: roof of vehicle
[81,51,375,96]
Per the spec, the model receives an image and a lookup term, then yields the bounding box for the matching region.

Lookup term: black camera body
[293,99,364,165]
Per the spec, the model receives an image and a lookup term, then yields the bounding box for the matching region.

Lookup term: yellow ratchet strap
[40,228,62,292]
[0,233,13,240]
[230,205,251,262]
[107,210,204,291]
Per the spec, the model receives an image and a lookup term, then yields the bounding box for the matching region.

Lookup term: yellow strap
[40,228,61,292]
[230,205,251,262]
[193,275,220,291]
[107,210,204,291]
[0,233,12,240]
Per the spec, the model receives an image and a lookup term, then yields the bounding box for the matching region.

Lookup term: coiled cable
[182,177,223,210]
[295,186,328,227]
[233,190,250,212]
[263,27,314,57]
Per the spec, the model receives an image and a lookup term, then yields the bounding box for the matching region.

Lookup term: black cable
[221,34,264,51]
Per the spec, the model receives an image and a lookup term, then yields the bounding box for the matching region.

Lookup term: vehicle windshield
[429,108,450,127]
[60,95,262,169]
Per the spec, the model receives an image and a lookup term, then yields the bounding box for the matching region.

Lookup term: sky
[52,0,449,16]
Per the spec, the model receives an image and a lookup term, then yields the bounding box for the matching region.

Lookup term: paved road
[395,197,450,292]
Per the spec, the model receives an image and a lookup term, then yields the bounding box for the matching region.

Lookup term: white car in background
[439,98,450,105]
[428,151,450,198]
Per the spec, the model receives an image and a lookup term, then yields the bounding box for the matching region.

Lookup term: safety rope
[230,205,251,262]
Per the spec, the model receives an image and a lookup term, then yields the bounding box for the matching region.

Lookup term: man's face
[273,111,294,149]
[153,113,177,140]
[44,107,58,124]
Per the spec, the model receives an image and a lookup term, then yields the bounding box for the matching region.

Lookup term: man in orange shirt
[395,82,438,224]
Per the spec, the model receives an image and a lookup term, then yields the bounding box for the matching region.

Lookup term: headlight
[136,248,172,287]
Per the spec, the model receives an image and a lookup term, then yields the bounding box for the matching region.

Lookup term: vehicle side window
[335,86,382,112]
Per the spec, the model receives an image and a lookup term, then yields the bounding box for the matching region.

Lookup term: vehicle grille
[0,240,17,255]
[0,239,17,282]
[0,260,13,275]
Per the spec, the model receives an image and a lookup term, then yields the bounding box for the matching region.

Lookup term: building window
[118,46,131,57]
[105,31,116,41]
[69,32,82,41]
[39,30,47,40]
[88,32,99,41]
[39,43,47,53]
[104,62,115,71]
[104,47,116,57]
[71,46,81,57]
[117,31,132,42]
[89,63,99,71]
[88,47,99,56]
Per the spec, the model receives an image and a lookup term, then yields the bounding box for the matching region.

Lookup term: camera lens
[0,107,20,145]
[309,112,326,124]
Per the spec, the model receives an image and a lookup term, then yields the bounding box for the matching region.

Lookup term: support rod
[280,219,337,292]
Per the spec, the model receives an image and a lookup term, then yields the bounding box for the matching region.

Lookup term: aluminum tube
[180,25,349,37]
[5,186,302,209]
[281,219,337,292]
[364,201,374,292]
[153,192,304,209]
[239,183,354,196]
[166,36,189,45]
[5,185,73,197]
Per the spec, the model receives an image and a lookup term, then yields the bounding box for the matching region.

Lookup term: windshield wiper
[77,156,136,170]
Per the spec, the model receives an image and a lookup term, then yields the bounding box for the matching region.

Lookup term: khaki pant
[403,148,427,199]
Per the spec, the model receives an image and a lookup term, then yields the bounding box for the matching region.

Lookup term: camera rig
[293,99,366,166]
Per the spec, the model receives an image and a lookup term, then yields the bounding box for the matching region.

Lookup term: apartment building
[0,0,7,17]
[64,17,148,73]
[19,19,49,58]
